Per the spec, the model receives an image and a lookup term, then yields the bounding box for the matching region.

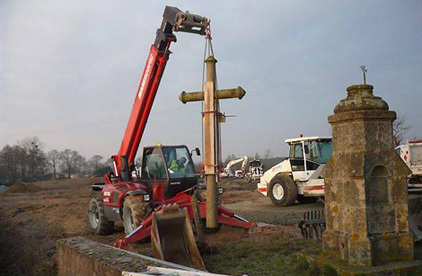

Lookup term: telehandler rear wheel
[123,195,152,235]
[88,196,114,235]
[268,174,298,206]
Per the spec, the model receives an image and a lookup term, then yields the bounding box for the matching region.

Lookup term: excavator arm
[111,6,208,181]
[223,156,248,176]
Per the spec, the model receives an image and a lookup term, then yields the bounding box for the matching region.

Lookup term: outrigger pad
[151,204,206,270]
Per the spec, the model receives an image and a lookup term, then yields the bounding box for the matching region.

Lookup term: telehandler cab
[89,144,201,235]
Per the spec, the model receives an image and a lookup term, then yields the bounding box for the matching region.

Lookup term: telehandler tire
[297,195,319,204]
[268,174,298,206]
[88,196,114,235]
[123,195,152,235]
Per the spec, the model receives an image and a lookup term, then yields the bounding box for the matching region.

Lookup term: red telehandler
[88,6,255,253]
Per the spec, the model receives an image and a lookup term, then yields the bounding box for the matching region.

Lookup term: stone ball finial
[334,84,389,113]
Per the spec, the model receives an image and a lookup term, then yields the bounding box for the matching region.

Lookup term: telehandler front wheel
[88,196,114,235]
[122,195,152,235]
[268,175,298,206]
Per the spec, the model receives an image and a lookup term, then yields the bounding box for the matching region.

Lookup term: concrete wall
[57,236,196,276]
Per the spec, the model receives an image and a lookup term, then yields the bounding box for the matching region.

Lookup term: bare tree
[74,154,88,177]
[14,145,28,181]
[18,136,47,181]
[59,149,80,178]
[47,149,60,178]
[393,114,412,147]
[19,137,47,182]
[89,155,103,174]
[0,137,48,184]
[224,154,237,164]
[0,145,20,184]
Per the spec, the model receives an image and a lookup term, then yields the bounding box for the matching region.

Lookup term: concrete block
[57,236,200,276]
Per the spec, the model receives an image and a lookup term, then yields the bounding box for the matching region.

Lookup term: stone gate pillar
[323,84,414,266]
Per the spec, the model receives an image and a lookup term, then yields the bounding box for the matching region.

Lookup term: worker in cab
[168,157,187,174]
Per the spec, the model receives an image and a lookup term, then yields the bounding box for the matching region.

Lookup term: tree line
[0,137,111,185]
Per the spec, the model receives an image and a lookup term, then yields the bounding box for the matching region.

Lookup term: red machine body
[115,183,255,250]
[89,6,256,249]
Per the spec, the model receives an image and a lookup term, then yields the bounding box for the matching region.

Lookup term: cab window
[162,147,196,179]
[142,148,166,179]
[290,143,303,159]
[305,141,318,160]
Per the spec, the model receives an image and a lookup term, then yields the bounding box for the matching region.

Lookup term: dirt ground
[0,178,319,275]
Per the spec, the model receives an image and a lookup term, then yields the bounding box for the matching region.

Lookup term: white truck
[247,159,264,180]
[257,136,332,206]
[396,140,422,189]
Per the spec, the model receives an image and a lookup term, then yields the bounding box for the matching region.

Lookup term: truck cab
[257,136,332,206]
[286,137,333,182]
[396,140,422,188]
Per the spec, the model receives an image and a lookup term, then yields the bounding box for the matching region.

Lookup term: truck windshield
[162,146,196,179]
[249,160,262,167]
[289,143,303,159]
[305,140,333,164]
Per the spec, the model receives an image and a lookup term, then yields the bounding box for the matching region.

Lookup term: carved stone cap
[334,84,389,113]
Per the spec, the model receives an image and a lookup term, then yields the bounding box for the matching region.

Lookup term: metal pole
[360,65,367,85]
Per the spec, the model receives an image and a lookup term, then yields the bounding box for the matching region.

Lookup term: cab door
[289,142,309,181]
[140,147,169,196]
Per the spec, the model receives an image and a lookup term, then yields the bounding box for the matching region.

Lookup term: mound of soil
[0,183,38,195]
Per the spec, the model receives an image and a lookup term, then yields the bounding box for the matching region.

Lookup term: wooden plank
[147,266,232,276]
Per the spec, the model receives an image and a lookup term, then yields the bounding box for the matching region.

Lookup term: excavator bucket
[151,204,206,270]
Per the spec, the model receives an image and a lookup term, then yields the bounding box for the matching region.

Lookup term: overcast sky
[1,0,421,161]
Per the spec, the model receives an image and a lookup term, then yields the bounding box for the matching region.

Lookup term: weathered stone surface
[300,250,422,276]
[323,84,413,267]
[57,236,195,276]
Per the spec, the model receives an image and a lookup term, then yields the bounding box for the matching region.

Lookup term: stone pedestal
[322,84,413,266]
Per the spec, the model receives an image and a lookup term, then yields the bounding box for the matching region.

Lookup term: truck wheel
[123,195,152,235]
[268,175,298,206]
[297,195,319,204]
[88,196,114,235]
